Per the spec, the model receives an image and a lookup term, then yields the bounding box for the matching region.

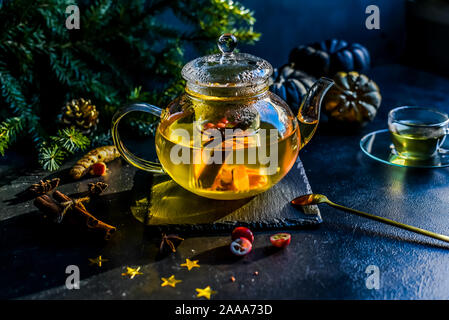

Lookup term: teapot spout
[297,77,333,149]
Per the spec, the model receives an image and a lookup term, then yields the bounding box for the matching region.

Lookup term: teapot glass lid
[181,34,273,88]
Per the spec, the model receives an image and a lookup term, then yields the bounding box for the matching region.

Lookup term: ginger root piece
[70,146,120,180]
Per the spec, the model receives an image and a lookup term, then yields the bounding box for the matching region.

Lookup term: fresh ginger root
[70,146,120,180]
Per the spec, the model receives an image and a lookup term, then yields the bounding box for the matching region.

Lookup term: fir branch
[83,0,114,32]
[128,86,155,102]
[0,116,23,155]
[91,130,112,147]
[52,127,90,153]
[128,119,158,137]
[38,144,66,171]
[36,1,71,41]
[0,0,260,171]
[48,50,86,85]
[0,62,29,116]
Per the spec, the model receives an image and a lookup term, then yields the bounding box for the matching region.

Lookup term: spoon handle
[328,201,449,243]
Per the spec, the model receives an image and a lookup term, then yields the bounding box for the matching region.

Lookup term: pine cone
[60,98,99,134]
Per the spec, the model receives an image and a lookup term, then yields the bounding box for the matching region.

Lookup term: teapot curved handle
[111,103,165,174]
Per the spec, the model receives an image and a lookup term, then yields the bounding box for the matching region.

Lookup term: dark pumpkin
[270,64,316,114]
[289,46,330,77]
[289,39,370,77]
[323,71,381,125]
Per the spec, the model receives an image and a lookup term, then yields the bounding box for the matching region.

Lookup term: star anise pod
[88,182,108,195]
[28,178,60,195]
[160,233,184,253]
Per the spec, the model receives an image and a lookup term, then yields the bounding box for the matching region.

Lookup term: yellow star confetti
[161,275,182,288]
[180,259,200,271]
[196,286,217,300]
[88,255,108,267]
[121,266,143,279]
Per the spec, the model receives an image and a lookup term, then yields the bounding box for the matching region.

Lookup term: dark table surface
[1,64,449,300]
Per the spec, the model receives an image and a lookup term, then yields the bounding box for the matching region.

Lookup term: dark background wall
[240,0,407,68]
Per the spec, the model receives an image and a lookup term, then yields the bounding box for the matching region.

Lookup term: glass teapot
[112,34,333,200]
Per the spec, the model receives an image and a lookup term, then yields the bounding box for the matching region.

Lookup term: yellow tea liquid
[390,131,442,160]
[156,118,299,200]
[390,119,445,160]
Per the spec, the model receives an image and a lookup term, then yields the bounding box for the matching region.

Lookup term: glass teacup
[388,106,449,160]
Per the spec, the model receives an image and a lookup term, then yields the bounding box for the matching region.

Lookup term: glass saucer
[360,129,449,168]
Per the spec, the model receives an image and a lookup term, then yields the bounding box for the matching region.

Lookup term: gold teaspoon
[291,194,449,244]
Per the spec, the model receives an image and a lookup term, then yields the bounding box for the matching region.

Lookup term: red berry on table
[230,237,252,256]
[90,162,107,176]
[231,226,254,243]
[220,117,229,124]
[270,233,291,248]
[204,122,215,129]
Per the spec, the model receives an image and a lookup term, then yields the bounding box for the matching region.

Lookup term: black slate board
[128,157,321,233]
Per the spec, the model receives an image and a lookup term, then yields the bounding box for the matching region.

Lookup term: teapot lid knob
[181,33,272,88]
[218,33,237,54]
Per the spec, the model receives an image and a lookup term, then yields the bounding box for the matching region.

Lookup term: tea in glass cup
[388,106,449,160]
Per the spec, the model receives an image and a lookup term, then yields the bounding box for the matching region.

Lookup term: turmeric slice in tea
[232,166,250,192]
[247,169,268,189]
